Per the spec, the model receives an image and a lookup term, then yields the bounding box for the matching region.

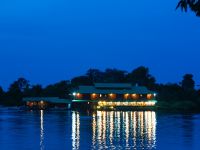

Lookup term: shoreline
[0,105,200,113]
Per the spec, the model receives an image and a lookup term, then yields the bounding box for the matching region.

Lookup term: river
[0,108,199,150]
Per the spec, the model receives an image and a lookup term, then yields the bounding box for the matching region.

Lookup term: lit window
[76,93,82,99]
[124,94,129,99]
[131,94,138,100]
[147,94,153,100]
[109,93,116,100]
[91,93,97,100]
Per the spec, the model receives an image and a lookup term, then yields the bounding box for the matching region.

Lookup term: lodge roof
[23,97,71,104]
[94,83,132,89]
[75,83,155,94]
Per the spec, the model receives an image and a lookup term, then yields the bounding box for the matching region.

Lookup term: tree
[0,86,4,96]
[25,84,43,97]
[181,74,195,91]
[180,74,197,103]
[6,78,30,105]
[177,0,200,16]
[10,77,30,93]
[158,83,184,102]
[43,80,71,98]
[71,76,93,87]
[86,69,104,82]
[31,85,43,96]
[86,68,127,83]
[0,86,4,104]
[102,69,127,83]
[127,66,156,89]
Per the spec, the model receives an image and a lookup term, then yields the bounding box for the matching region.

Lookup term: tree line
[0,66,199,111]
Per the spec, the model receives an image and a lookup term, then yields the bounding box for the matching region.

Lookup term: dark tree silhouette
[86,69,104,82]
[43,80,70,98]
[71,76,93,87]
[10,77,30,92]
[6,78,30,105]
[25,84,43,97]
[31,85,43,96]
[177,0,200,16]
[127,66,156,89]
[103,69,127,83]
[0,67,199,110]
[158,83,184,102]
[86,68,127,83]
[0,86,4,95]
[181,74,195,91]
[180,74,197,104]
[0,86,4,104]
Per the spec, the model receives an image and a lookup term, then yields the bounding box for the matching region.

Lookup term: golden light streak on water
[109,111,114,145]
[91,111,157,149]
[72,111,80,150]
[92,113,96,147]
[40,110,44,150]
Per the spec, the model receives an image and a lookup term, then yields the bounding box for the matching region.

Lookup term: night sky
[0,0,200,89]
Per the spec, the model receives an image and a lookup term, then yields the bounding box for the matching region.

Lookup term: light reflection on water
[72,111,80,150]
[1,108,199,150]
[72,111,157,150]
[40,110,44,150]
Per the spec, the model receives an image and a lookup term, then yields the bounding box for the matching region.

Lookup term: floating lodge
[23,83,157,110]
[23,97,71,110]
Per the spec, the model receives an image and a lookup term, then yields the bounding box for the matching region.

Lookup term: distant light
[91,93,97,99]
[97,101,156,107]
[147,94,153,99]
[124,94,129,99]
[73,92,76,96]
[97,106,101,109]
[153,93,157,97]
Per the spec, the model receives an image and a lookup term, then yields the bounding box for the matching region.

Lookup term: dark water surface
[0,108,200,150]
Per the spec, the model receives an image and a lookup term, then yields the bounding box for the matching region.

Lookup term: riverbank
[0,104,200,113]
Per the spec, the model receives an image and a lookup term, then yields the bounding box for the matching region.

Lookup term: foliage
[4,78,30,106]
[177,0,200,16]
[0,67,200,111]
[71,76,93,87]
[181,74,195,91]
[86,69,104,82]
[157,83,184,102]
[43,81,71,98]
[156,74,199,111]
[0,86,4,104]
[127,66,156,89]
[102,69,127,83]
[25,84,43,97]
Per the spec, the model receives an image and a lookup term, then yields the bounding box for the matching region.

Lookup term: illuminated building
[23,97,71,110]
[71,83,157,110]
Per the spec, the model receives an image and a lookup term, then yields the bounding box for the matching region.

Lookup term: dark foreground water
[0,108,200,150]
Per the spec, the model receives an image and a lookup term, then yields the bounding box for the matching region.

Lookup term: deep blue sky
[0,0,200,89]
